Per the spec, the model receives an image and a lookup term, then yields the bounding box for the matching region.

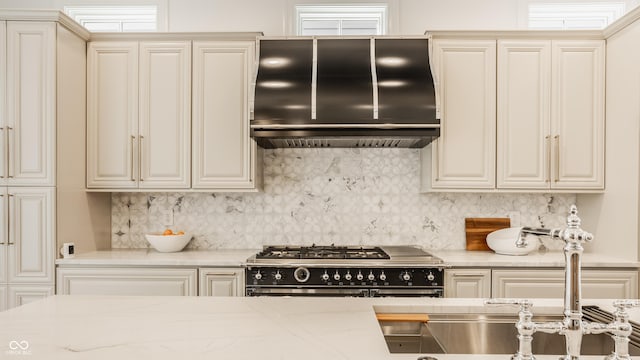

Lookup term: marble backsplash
[112,148,576,250]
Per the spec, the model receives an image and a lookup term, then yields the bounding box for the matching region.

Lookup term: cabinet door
[192,41,256,189]
[139,41,191,189]
[6,187,54,283]
[199,268,244,297]
[551,40,604,190]
[0,21,6,182]
[56,267,197,296]
[444,269,491,298]
[6,22,56,186]
[87,41,139,188]
[497,40,551,189]
[7,285,53,309]
[427,40,496,189]
[0,285,6,311]
[492,269,638,299]
[0,188,6,284]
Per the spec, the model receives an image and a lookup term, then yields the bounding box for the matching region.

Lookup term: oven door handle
[246,287,370,297]
[370,288,444,297]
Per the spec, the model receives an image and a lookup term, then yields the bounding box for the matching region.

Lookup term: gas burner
[255,245,390,260]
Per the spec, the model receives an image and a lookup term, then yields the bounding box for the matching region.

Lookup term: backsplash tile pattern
[112,148,575,250]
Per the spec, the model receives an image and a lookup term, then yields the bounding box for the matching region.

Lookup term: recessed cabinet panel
[87,41,139,188]
[0,21,6,181]
[6,22,55,186]
[429,40,496,189]
[551,41,604,189]
[497,41,551,188]
[199,268,245,297]
[7,188,54,283]
[8,285,53,308]
[0,286,6,311]
[0,189,6,284]
[444,269,491,298]
[192,41,255,189]
[139,42,191,188]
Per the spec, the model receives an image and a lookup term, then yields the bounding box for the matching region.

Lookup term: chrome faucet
[488,205,640,360]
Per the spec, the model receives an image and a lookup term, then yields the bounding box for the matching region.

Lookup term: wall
[578,14,640,260]
[112,148,575,250]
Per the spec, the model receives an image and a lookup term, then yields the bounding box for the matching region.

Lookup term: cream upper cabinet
[497,40,551,189]
[87,41,191,189]
[551,40,604,190]
[192,41,257,190]
[497,40,604,190]
[0,21,5,183]
[423,39,496,190]
[139,42,191,188]
[87,41,139,188]
[4,22,56,186]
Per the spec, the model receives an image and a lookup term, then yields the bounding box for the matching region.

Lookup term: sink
[379,313,640,355]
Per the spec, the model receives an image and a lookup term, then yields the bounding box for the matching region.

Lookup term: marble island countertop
[0,296,635,360]
[55,248,640,268]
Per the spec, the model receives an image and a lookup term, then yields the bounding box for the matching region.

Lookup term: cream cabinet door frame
[427,39,496,189]
[0,188,6,284]
[5,22,56,186]
[198,268,245,297]
[444,269,491,298]
[138,41,191,189]
[0,286,6,311]
[0,21,6,182]
[57,267,197,296]
[192,41,256,190]
[8,285,53,308]
[551,40,604,190]
[492,269,638,299]
[6,188,54,284]
[497,40,551,189]
[86,41,139,188]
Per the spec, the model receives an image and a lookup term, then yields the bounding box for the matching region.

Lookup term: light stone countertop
[55,248,640,269]
[55,249,260,267]
[431,249,640,268]
[0,296,631,360]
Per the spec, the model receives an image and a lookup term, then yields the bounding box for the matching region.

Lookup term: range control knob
[379,271,387,281]
[333,271,341,281]
[274,271,282,281]
[254,271,263,280]
[356,271,364,281]
[427,271,435,282]
[293,267,310,283]
[367,271,376,281]
[344,271,352,281]
[402,271,412,282]
[321,270,330,282]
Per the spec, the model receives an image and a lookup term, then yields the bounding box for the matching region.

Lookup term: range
[245,245,445,297]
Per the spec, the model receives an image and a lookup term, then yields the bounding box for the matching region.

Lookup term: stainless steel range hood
[251,37,439,149]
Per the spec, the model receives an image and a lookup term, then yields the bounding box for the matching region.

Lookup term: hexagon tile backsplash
[112,148,576,250]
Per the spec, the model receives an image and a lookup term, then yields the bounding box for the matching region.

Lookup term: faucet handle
[612,299,640,311]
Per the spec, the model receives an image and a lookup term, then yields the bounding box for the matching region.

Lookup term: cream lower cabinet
[7,285,54,308]
[56,267,197,296]
[422,39,496,190]
[198,268,245,297]
[444,269,491,298]
[492,269,638,299]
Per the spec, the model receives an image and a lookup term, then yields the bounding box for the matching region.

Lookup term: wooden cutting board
[465,217,511,251]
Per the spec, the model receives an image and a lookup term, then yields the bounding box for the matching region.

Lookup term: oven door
[370,288,443,298]
[246,287,369,297]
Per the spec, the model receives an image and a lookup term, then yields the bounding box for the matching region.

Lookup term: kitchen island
[0,296,633,360]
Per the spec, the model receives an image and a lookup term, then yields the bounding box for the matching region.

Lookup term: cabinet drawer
[56,267,197,296]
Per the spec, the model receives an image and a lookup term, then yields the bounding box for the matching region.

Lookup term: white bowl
[145,233,191,253]
[486,227,538,256]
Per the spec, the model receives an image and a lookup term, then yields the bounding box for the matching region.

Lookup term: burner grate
[255,245,390,260]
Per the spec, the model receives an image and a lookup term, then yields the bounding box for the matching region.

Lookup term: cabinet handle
[139,135,144,182]
[130,135,136,182]
[545,135,551,183]
[554,135,560,183]
[7,193,14,245]
[7,126,13,178]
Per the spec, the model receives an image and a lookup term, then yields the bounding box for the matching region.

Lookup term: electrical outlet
[162,210,174,226]
[507,211,521,227]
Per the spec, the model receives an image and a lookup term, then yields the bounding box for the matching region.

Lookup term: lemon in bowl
[145,230,191,253]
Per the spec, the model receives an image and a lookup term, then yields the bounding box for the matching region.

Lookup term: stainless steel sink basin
[379,313,640,355]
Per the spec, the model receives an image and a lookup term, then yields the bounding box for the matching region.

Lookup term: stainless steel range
[245,245,445,297]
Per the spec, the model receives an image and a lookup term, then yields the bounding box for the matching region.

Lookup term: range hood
[251,37,439,149]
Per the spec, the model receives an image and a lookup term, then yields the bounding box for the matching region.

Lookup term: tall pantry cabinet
[0,12,107,311]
